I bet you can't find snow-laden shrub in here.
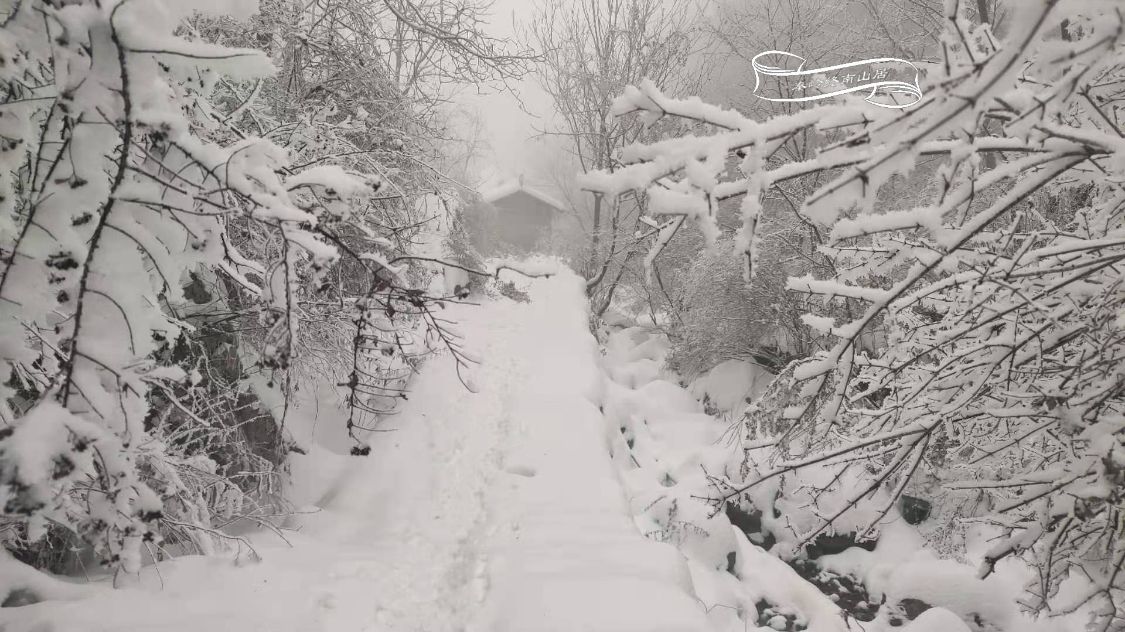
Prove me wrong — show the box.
[0,0,460,573]
[441,196,487,295]
[668,238,816,377]
[581,0,1125,626]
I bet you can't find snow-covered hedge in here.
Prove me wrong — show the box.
[0,0,468,574]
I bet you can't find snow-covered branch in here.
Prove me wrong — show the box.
[580,0,1125,624]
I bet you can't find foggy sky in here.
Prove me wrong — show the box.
[456,0,554,188]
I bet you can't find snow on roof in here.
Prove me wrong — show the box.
[480,179,567,212]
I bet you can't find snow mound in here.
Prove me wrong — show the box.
[819,521,1020,629]
[0,549,95,607]
[689,359,774,413]
[902,607,972,632]
[632,379,703,416]
[732,531,846,632]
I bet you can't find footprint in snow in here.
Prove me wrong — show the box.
[504,463,536,477]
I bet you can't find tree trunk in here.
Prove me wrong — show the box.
[977,0,998,170]
[586,193,603,284]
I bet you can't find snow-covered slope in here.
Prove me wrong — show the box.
[599,325,848,632]
[595,323,1085,632]
[1,269,708,632]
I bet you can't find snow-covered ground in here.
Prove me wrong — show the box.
[1,266,1089,632]
[2,269,708,632]
[596,323,1089,632]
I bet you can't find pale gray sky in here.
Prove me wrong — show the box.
[455,0,556,188]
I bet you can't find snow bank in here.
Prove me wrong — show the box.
[597,325,848,631]
[594,322,1044,632]
[0,550,95,606]
[902,607,972,632]
[819,521,1021,629]
[732,531,846,632]
[688,359,775,413]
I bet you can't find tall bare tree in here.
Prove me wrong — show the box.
[525,0,704,309]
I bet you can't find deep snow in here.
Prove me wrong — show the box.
[1,267,1087,632]
[595,322,1089,632]
[1,269,708,632]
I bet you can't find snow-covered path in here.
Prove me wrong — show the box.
[469,275,708,632]
[3,270,707,632]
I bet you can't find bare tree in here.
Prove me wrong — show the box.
[525,0,705,311]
